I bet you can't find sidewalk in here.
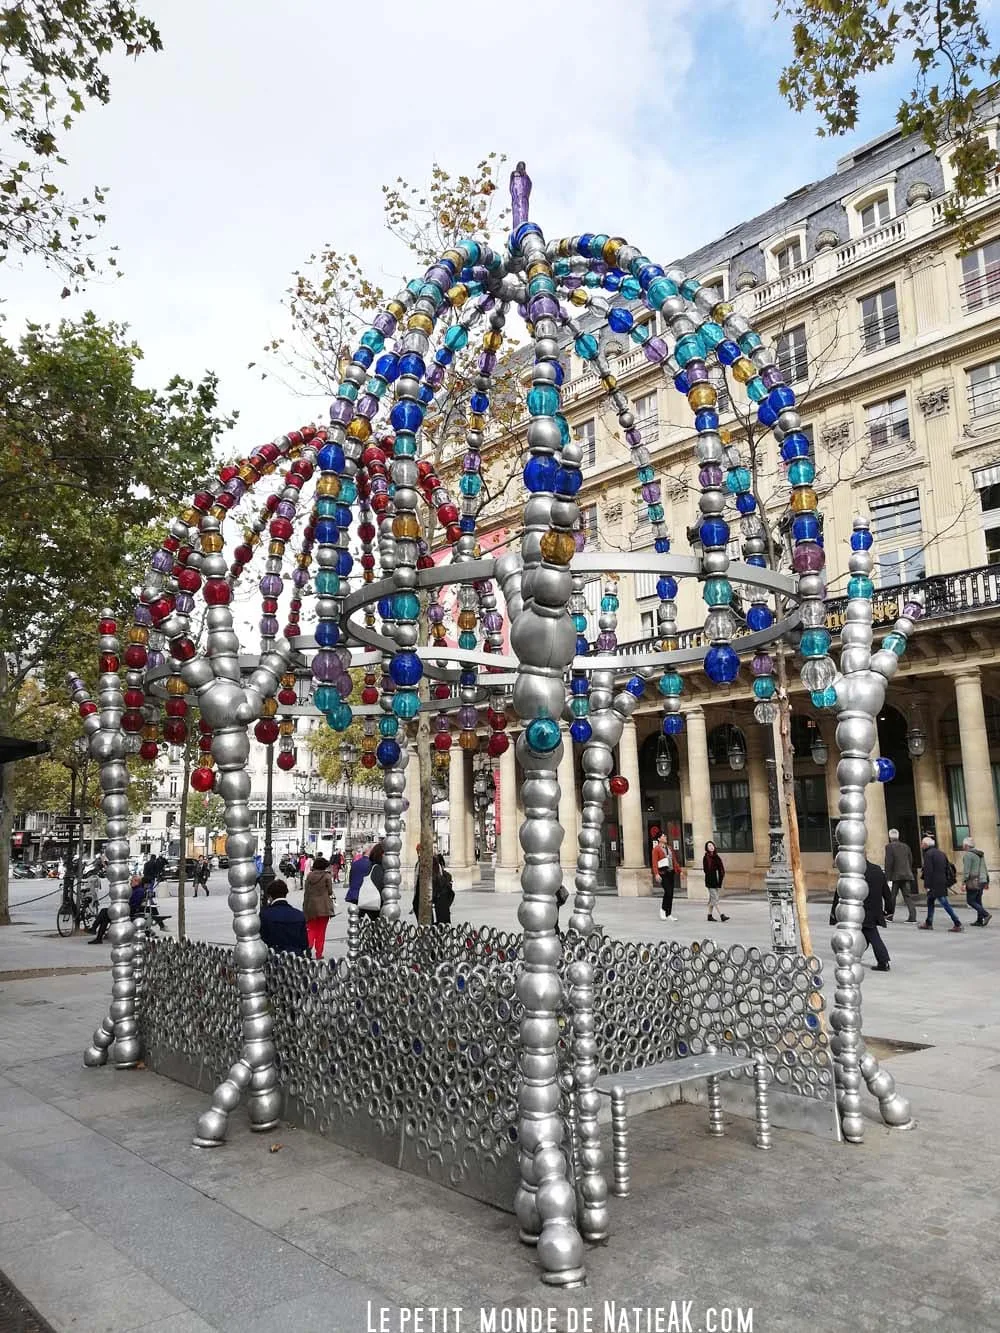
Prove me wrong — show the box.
[1,881,998,1331]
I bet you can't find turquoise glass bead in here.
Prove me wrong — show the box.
[570,697,590,717]
[646,276,679,308]
[572,614,588,632]
[527,384,560,416]
[703,577,733,605]
[725,467,752,494]
[316,496,339,517]
[738,331,763,354]
[800,628,832,657]
[601,595,619,612]
[630,324,650,345]
[811,686,838,709]
[847,575,874,599]
[459,474,482,496]
[882,632,907,657]
[392,689,421,720]
[393,592,420,621]
[556,413,571,445]
[420,282,443,304]
[444,325,469,351]
[658,672,683,696]
[458,631,477,650]
[752,677,776,699]
[584,271,600,288]
[406,278,422,295]
[674,334,701,367]
[313,686,340,711]
[360,329,384,352]
[636,466,655,483]
[680,278,701,300]
[379,716,399,737]
[338,478,357,503]
[574,333,599,360]
[528,274,555,297]
[393,433,417,457]
[698,321,725,350]
[746,378,768,403]
[337,381,358,401]
[526,716,561,753]
[787,459,815,487]
[647,503,664,522]
[553,259,571,277]
[314,570,340,596]
[621,277,641,299]
[365,377,388,398]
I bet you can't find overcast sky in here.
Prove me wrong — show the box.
[1,0,936,453]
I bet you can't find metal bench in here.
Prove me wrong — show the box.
[595,1051,772,1198]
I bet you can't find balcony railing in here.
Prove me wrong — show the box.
[836,217,907,271]
[609,563,1000,662]
[960,268,1000,314]
[968,379,1000,419]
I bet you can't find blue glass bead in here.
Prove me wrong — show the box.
[704,644,740,683]
[654,537,671,554]
[717,340,741,366]
[458,631,477,650]
[526,384,560,416]
[555,468,582,496]
[460,473,483,496]
[662,714,685,735]
[315,621,340,647]
[376,739,401,768]
[768,386,796,412]
[787,459,815,487]
[753,676,776,699]
[574,333,599,360]
[674,334,701,367]
[699,518,730,548]
[354,346,374,369]
[377,597,394,619]
[673,370,691,395]
[317,443,345,473]
[847,575,874,599]
[638,263,664,286]
[725,467,752,494]
[736,493,757,514]
[747,554,767,567]
[460,670,477,686]
[570,719,593,744]
[390,401,423,433]
[882,632,907,656]
[336,550,354,576]
[434,348,453,367]
[419,383,434,405]
[746,605,774,631]
[792,514,820,543]
[360,329,384,352]
[524,455,559,492]
[603,274,621,291]
[621,277,641,299]
[392,689,421,720]
[576,635,590,655]
[658,672,683,696]
[552,361,565,387]
[811,686,838,709]
[399,353,425,379]
[525,717,561,753]
[572,614,588,632]
[703,577,733,605]
[314,518,338,544]
[656,577,678,600]
[470,392,489,414]
[746,378,768,403]
[389,651,423,686]
[315,570,340,596]
[313,686,340,711]
[570,697,590,718]
[571,676,589,695]
[393,592,420,621]
[694,410,719,435]
[756,401,779,427]
[379,716,399,737]
[577,233,594,256]
[335,503,352,528]
[781,431,811,460]
[626,676,646,697]
[459,516,476,533]
[876,757,896,783]
[800,629,832,658]
[850,529,874,550]
[608,307,634,333]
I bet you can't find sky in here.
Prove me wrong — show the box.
[0,0,932,453]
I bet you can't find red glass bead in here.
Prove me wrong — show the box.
[218,463,239,484]
[433,684,451,700]
[372,493,390,513]
[361,752,377,769]
[258,442,280,463]
[234,543,252,564]
[487,733,510,757]
[124,689,145,709]
[99,653,119,673]
[609,775,629,796]
[199,734,213,753]
[139,741,160,762]
[417,459,433,478]
[278,688,297,706]
[261,597,278,614]
[121,710,143,733]
[190,767,215,793]
[176,567,202,593]
[203,579,231,605]
[276,749,296,771]
[254,718,280,745]
[192,491,213,512]
[361,553,375,570]
[79,700,98,717]
[446,523,462,544]
[285,472,304,490]
[438,503,459,525]
[163,536,180,552]
[358,522,376,542]
[215,491,237,510]
[270,517,293,540]
[285,625,300,640]
[170,636,196,661]
[149,597,173,625]
[163,719,188,744]
[417,555,434,570]
[286,431,303,447]
[230,563,244,577]
[124,645,148,669]
[361,687,379,705]
[165,696,188,717]
[433,732,452,751]
[199,717,213,734]
[98,618,116,635]
[265,494,280,513]
[488,710,507,730]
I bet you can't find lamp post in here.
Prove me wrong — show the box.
[294,770,318,863]
[259,742,276,894]
[340,742,360,857]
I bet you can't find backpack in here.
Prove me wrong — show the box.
[944,859,957,888]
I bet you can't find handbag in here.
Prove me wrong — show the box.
[356,870,381,912]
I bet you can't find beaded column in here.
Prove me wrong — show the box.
[566,959,608,1242]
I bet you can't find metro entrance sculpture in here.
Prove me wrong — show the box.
[69,168,916,1285]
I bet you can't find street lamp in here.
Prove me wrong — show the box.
[655,735,672,779]
[341,742,360,855]
[726,726,746,772]
[907,706,926,759]
[62,735,90,896]
[259,742,276,893]
[294,770,318,859]
[810,731,829,766]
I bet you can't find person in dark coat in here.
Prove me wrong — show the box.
[260,880,308,955]
[883,829,916,921]
[862,860,892,971]
[919,835,964,931]
[703,842,729,923]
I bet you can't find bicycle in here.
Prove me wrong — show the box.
[56,873,101,937]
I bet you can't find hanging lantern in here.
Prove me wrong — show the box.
[727,726,746,772]
[655,735,672,779]
[811,732,829,766]
[907,713,926,758]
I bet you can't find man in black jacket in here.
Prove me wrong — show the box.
[884,829,917,922]
[919,835,964,931]
[862,860,893,971]
[259,880,308,955]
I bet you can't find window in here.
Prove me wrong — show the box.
[870,489,925,587]
[973,465,1000,564]
[947,766,969,849]
[860,286,900,353]
[776,324,809,383]
[961,239,1000,312]
[634,391,659,446]
[578,504,598,547]
[859,194,891,233]
[640,609,656,639]
[775,238,803,274]
[632,485,649,528]
[865,393,910,453]
[168,775,178,799]
[968,359,1000,419]
[710,779,753,852]
[794,775,831,853]
[574,418,596,469]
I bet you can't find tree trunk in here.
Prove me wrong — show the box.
[416,675,434,926]
[176,743,191,939]
[775,648,814,958]
[0,762,13,927]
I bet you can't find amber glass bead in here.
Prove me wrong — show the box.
[201,532,224,554]
[446,284,468,306]
[540,529,576,564]
[268,540,286,557]
[569,288,588,306]
[347,418,371,441]
[687,384,717,410]
[408,313,433,334]
[468,413,485,432]
[260,696,278,718]
[790,488,819,513]
[387,300,406,321]
[393,513,420,539]
[603,237,625,266]
[460,731,479,751]
[279,719,294,737]
[731,357,756,384]
[457,610,477,630]
[317,476,340,498]
[483,330,502,352]
[181,507,200,526]
[166,676,188,696]
[128,626,149,645]
[712,302,733,322]
[601,374,618,392]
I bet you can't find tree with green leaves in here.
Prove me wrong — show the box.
[0,313,235,923]
[779,0,999,243]
[0,0,161,287]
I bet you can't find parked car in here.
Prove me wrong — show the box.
[216,854,229,869]
[162,858,199,880]
[11,862,34,878]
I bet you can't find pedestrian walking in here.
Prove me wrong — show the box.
[259,880,309,955]
[703,841,729,923]
[297,850,311,888]
[193,856,210,897]
[883,830,917,922]
[961,837,993,927]
[652,834,680,923]
[347,844,384,922]
[919,835,964,931]
[302,854,335,958]
[862,860,892,971]
[330,849,343,884]
[432,851,454,925]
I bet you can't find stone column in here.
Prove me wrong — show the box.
[463,754,479,887]
[685,706,711,901]
[745,724,771,878]
[403,756,420,884]
[910,700,952,856]
[954,669,1000,906]
[556,725,579,876]
[447,748,473,892]
[615,719,647,896]
[494,740,520,892]
[867,734,890,860]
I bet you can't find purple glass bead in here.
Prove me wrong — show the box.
[686,361,709,384]
[517,303,528,321]
[275,500,296,520]
[147,650,164,670]
[625,428,642,448]
[792,543,826,574]
[699,466,723,488]
[151,550,173,574]
[575,531,587,553]
[752,653,773,676]
[372,311,396,336]
[464,452,482,471]
[225,477,248,500]
[371,477,388,495]
[597,632,618,652]
[434,714,450,732]
[643,336,668,363]
[312,651,340,683]
[292,568,309,589]
[259,615,279,638]
[425,364,445,389]
[903,600,924,621]
[426,265,450,290]
[563,276,582,290]
[259,572,283,597]
[760,365,783,390]
[356,393,380,419]
[329,400,354,425]
[427,603,445,623]
[529,296,559,321]
[175,592,195,614]
[478,351,497,375]
[458,705,479,729]
[134,605,153,626]
[641,482,661,504]
[591,261,608,275]
[483,611,503,632]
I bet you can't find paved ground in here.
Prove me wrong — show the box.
[1,873,998,1332]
